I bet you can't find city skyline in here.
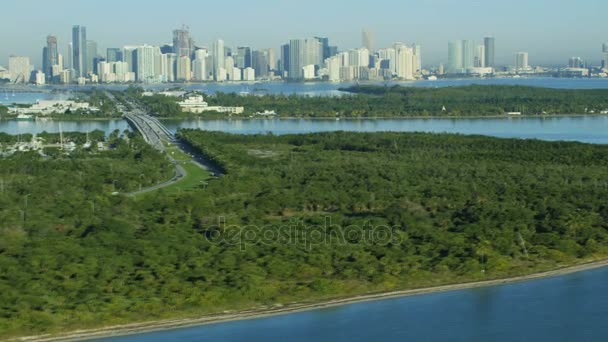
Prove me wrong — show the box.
[1,0,607,68]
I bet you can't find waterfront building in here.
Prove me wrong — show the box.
[177,95,244,114]
[177,55,191,82]
[253,50,269,78]
[236,46,252,69]
[43,35,58,80]
[484,36,495,68]
[475,44,485,68]
[72,25,87,77]
[35,71,45,85]
[280,44,290,77]
[165,53,177,82]
[8,56,31,83]
[192,50,208,81]
[86,40,98,75]
[213,39,225,81]
[243,67,255,81]
[569,57,584,68]
[448,40,463,73]
[303,64,315,80]
[516,52,529,71]
[136,45,158,82]
[462,40,475,70]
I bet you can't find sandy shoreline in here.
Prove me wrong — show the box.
[13,258,608,342]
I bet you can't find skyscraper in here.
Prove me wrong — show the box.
[236,46,252,69]
[252,50,269,78]
[484,36,495,68]
[72,25,87,77]
[280,44,290,76]
[462,40,475,69]
[86,40,98,75]
[173,27,194,58]
[516,52,529,71]
[67,43,73,70]
[474,44,485,67]
[107,48,123,63]
[603,43,608,53]
[212,39,225,80]
[9,56,32,83]
[288,39,304,80]
[314,37,330,60]
[43,35,58,80]
[136,45,158,82]
[362,29,375,52]
[448,40,463,73]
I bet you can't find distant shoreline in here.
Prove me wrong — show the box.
[15,258,608,342]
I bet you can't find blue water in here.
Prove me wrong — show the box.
[2,77,608,101]
[101,266,608,342]
[2,116,608,145]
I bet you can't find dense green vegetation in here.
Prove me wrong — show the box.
[2,130,608,338]
[124,85,608,118]
[340,85,608,116]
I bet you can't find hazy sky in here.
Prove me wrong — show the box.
[1,0,607,68]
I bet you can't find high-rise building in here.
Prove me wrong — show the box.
[603,43,608,53]
[173,27,194,58]
[474,44,485,68]
[448,40,463,73]
[72,25,87,77]
[213,39,225,80]
[516,52,529,71]
[602,53,608,70]
[252,50,269,78]
[67,43,73,70]
[43,35,58,80]
[266,48,276,71]
[484,36,495,68]
[192,49,208,81]
[177,55,191,81]
[462,40,475,70]
[236,46,252,69]
[165,53,177,82]
[8,56,31,83]
[123,46,138,74]
[107,48,123,63]
[288,39,304,80]
[280,44,290,76]
[412,44,422,72]
[569,57,584,68]
[315,37,330,60]
[362,29,375,52]
[136,45,157,82]
[86,40,98,75]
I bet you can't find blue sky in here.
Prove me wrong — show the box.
[1,0,606,68]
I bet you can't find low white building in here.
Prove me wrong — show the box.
[12,100,96,115]
[178,95,244,114]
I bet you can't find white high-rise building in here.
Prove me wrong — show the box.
[231,67,242,81]
[326,56,340,82]
[155,53,168,82]
[8,56,31,83]
[177,56,191,82]
[165,53,177,82]
[349,48,370,67]
[516,52,529,71]
[395,45,414,80]
[192,50,208,81]
[35,70,45,85]
[448,41,463,73]
[302,64,316,80]
[213,39,225,81]
[243,67,255,81]
[136,45,157,82]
